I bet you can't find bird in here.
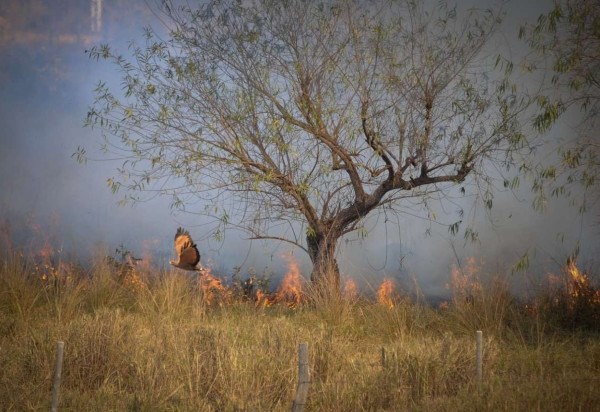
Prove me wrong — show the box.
[169,227,201,271]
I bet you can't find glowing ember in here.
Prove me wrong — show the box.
[343,279,359,301]
[274,254,304,307]
[377,278,397,308]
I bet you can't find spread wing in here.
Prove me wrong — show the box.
[174,227,200,267]
[180,244,200,266]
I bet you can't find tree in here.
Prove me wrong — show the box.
[82,0,526,296]
[519,0,599,218]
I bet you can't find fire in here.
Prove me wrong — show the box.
[138,237,160,273]
[255,289,271,308]
[526,259,600,325]
[38,241,54,261]
[567,260,589,298]
[35,241,58,282]
[199,266,231,305]
[119,252,146,292]
[121,267,145,291]
[565,259,600,307]
[274,254,304,307]
[28,219,54,264]
[25,217,76,286]
[377,278,398,308]
[343,279,359,301]
[447,257,482,303]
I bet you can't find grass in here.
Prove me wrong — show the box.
[0,253,599,411]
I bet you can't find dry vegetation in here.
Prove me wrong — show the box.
[1,252,599,411]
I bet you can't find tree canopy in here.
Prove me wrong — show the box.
[520,0,599,217]
[82,0,528,292]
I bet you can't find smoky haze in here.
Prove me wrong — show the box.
[0,0,597,298]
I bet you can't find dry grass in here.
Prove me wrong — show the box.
[0,253,599,411]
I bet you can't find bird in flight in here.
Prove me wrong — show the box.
[169,227,201,271]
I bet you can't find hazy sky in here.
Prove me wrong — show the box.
[0,0,597,296]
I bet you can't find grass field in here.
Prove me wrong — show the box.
[1,252,599,411]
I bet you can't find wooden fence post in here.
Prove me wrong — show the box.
[51,341,65,412]
[292,342,310,412]
[476,330,483,385]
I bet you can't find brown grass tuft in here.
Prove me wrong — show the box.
[0,253,599,410]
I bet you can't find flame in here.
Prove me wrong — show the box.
[122,270,145,291]
[566,260,588,298]
[274,254,304,307]
[28,219,54,263]
[138,237,160,273]
[199,266,231,305]
[26,217,70,284]
[565,260,600,307]
[38,241,54,261]
[447,257,482,303]
[377,278,397,308]
[255,289,271,308]
[107,252,145,292]
[343,279,359,301]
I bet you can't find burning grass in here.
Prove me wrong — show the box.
[524,258,600,331]
[377,278,400,308]
[0,251,599,411]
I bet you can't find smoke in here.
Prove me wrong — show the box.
[338,185,598,299]
[0,0,597,297]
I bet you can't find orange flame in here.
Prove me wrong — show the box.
[137,237,160,273]
[38,241,54,261]
[28,219,54,263]
[26,217,68,284]
[567,260,587,298]
[199,266,231,305]
[377,278,397,308]
[565,260,600,306]
[122,268,145,291]
[343,279,359,301]
[274,254,304,307]
[255,289,271,308]
[447,257,482,303]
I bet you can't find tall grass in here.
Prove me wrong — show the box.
[0,253,599,411]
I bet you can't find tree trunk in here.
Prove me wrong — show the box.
[307,229,341,299]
